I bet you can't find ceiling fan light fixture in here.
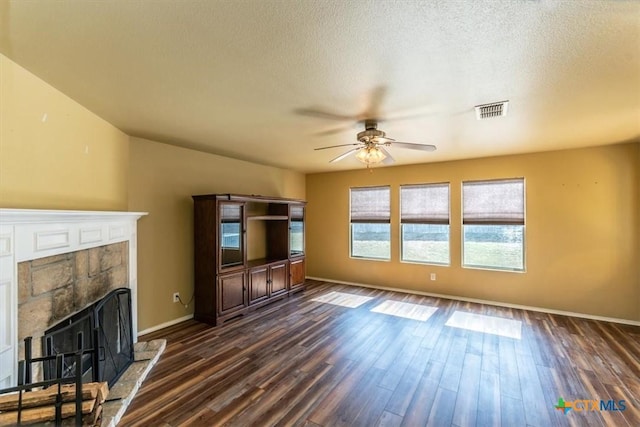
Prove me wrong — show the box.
[355,147,386,165]
[314,119,436,168]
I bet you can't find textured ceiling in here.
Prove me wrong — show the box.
[1,0,639,173]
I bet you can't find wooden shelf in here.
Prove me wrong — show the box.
[247,215,288,221]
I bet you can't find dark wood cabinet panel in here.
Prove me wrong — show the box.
[193,199,218,325]
[218,271,246,316]
[193,194,306,326]
[290,258,305,293]
[270,262,288,296]
[249,261,287,305]
[249,266,269,304]
[266,220,289,260]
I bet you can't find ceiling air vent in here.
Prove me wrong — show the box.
[475,100,509,120]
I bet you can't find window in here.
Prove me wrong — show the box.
[462,178,525,271]
[400,183,450,264]
[350,186,390,260]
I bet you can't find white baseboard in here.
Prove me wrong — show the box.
[136,278,639,335]
[306,276,640,327]
[138,314,194,337]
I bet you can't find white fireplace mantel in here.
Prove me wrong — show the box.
[0,208,147,388]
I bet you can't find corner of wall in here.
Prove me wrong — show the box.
[0,55,129,210]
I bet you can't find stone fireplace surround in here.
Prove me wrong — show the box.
[0,209,146,389]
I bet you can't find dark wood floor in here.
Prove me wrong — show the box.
[120,280,640,427]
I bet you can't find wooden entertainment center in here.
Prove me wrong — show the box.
[192,194,306,325]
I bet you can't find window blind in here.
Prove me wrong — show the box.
[220,204,241,222]
[350,186,390,223]
[400,183,449,224]
[291,206,304,220]
[462,178,524,225]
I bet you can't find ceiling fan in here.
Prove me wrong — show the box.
[295,86,438,137]
[314,119,436,167]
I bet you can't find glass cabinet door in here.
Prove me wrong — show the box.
[290,205,304,257]
[220,202,244,267]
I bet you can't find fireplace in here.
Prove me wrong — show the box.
[0,209,146,389]
[39,288,134,388]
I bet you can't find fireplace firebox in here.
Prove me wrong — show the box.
[33,288,134,388]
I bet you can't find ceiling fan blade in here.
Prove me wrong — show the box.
[294,108,358,121]
[330,148,359,163]
[375,136,395,143]
[378,147,395,165]
[392,141,437,152]
[314,143,361,151]
[382,111,439,123]
[363,85,388,119]
[315,125,357,137]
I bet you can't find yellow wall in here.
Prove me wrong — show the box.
[0,55,129,210]
[3,53,637,325]
[129,137,305,331]
[637,143,640,321]
[306,143,640,321]
[0,54,307,331]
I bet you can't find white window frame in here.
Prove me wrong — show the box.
[400,183,450,266]
[349,186,391,261]
[462,178,526,272]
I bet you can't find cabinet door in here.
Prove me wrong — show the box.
[290,258,305,292]
[289,205,305,257]
[218,271,246,316]
[270,262,288,296]
[249,266,269,304]
[219,202,245,269]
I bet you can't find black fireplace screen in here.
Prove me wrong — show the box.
[42,288,133,388]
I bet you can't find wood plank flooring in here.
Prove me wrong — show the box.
[120,280,640,426]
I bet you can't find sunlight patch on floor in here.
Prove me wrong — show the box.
[370,300,438,321]
[445,310,522,339]
[311,291,374,308]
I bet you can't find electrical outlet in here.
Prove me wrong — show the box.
[430,273,436,281]
[173,292,180,303]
